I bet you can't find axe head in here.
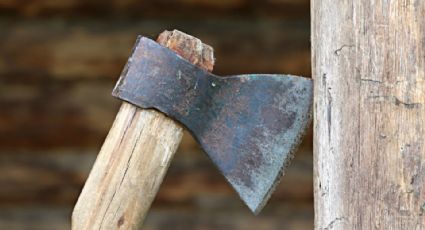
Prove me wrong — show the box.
[113,37,313,214]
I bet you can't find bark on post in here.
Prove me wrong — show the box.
[312,1,425,229]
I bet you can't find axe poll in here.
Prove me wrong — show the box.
[72,30,313,229]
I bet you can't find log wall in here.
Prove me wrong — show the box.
[0,1,312,229]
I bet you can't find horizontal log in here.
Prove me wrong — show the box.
[0,207,71,230]
[0,203,313,230]
[0,19,310,81]
[145,203,313,230]
[0,81,119,148]
[0,0,309,19]
[0,147,312,206]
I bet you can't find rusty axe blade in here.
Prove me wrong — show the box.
[112,36,313,214]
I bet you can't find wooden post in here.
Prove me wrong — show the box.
[312,1,425,229]
[72,30,214,229]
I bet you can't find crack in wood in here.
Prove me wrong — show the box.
[98,110,145,229]
[322,217,347,230]
[367,95,422,109]
[334,45,354,56]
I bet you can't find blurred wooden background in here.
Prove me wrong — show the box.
[0,0,312,229]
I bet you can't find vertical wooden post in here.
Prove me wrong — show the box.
[312,1,425,229]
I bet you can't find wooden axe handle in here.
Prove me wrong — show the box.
[72,30,214,230]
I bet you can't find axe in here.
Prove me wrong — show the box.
[72,30,312,229]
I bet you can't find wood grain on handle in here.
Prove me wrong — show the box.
[72,30,214,230]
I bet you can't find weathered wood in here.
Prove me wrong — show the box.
[72,103,184,229]
[0,0,309,19]
[312,1,425,229]
[0,81,119,149]
[0,19,310,81]
[72,30,214,229]
[1,203,314,230]
[0,147,312,206]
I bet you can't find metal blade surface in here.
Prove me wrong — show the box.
[113,37,313,213]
